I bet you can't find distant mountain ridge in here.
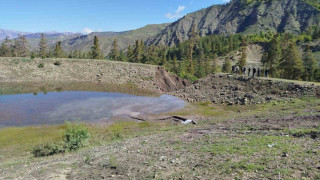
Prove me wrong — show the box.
[0,29,79,41]
[59,24,169,54]
[0,29,30,40]
[147,0,320,46]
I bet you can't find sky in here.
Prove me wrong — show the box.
[0,0,230,34]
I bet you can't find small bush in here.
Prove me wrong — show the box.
[38,63,44,68]
[64,122,90,151]
[53,61,61,66]
[32,122,90,157]
[32,143,65,157]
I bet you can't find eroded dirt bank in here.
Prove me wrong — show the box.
[171,74,320,105]
[0,58,187,92]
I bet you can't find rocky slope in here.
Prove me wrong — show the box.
[147,0,320,46]
[171,74,320,105]
[0,57,186,92]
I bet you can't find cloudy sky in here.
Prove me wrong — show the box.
[0,0,230,33]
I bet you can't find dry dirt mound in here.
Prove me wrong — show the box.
[171,74,320,105]
[0,58,188,92]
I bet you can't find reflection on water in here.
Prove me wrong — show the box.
[0,91,186,127]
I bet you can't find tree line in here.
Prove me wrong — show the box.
[1,25,320,82]
[0,34,103,59]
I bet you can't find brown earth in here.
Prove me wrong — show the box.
[0,58,187,93]
[171,74,320,105]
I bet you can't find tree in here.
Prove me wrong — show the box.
[54,41,64,58]
[91,36,103,59]
[109,39,120,60]
[187,23,198,61]
[127,45,133,62]
[222,57,232,73]
[195,50,205,78]
[303,47,318,81]
[279,39,303,80]
[133,40,143,63]
[0,37,12,57]
[172,55,179,73]
[14,35,30,57]
[262,34,282,77]
[237,37,247,71]
[38,33,47,59]
[212,53,219,73]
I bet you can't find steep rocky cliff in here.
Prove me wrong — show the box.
[147,0,320,46]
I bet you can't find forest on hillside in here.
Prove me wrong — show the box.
[1,25,320,82]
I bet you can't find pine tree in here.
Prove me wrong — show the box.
[172,55,179,73]
[212,53,219,73]
[91,36,103,59]
[279,40,303,80]
[187,58,195,75]
[38,33,47,59]
[127,45,133,62]
[54,41,64,58]
[228,35,234,52]
[262,34,282,77]
[133,40,142,63]
[68,51,73,58]
[14,35,30,57]
[222,57,232,73]
[0,37,12,57]
[195,50,205,78]
[187,23,198,61]
[303,47,318,81]
[109,39,120,60]
[237,38,247,71]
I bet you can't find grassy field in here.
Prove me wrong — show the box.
[0,96,319,179]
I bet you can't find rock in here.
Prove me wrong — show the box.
[159,156,166,161]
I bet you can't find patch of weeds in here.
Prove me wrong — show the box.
[202,135,299,156]
[53,61,61,66]
[84,154,93,165]
[111,133,123,141]
[32,142,65,157]
[38,63,44,68]
[289,128,320,139]
[109,156,118,169]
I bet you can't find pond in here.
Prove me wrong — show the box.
[0,82,186,127]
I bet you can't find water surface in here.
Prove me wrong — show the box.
[0,83,186,127]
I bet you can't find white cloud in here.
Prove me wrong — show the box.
[82,27,94,34]
[165,5,186,20]
[222,0,231,3]
[176,6,186,13]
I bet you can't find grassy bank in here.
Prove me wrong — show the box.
[0,97,320,179]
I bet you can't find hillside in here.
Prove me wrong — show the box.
[59,23,169,55]
[147,0,320,46]
[25,32,82,50]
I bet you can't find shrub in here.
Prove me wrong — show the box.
[32,142,65,157]
[64,122,90,151]
[32,122,90,157]
[53,61,61,66]
[38,63,44,68]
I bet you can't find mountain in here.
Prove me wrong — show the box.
[59,23,169,54]
[0,29,81,50]
[25,32,82,49]
[147,0,320,46]
[0,29,30,40]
